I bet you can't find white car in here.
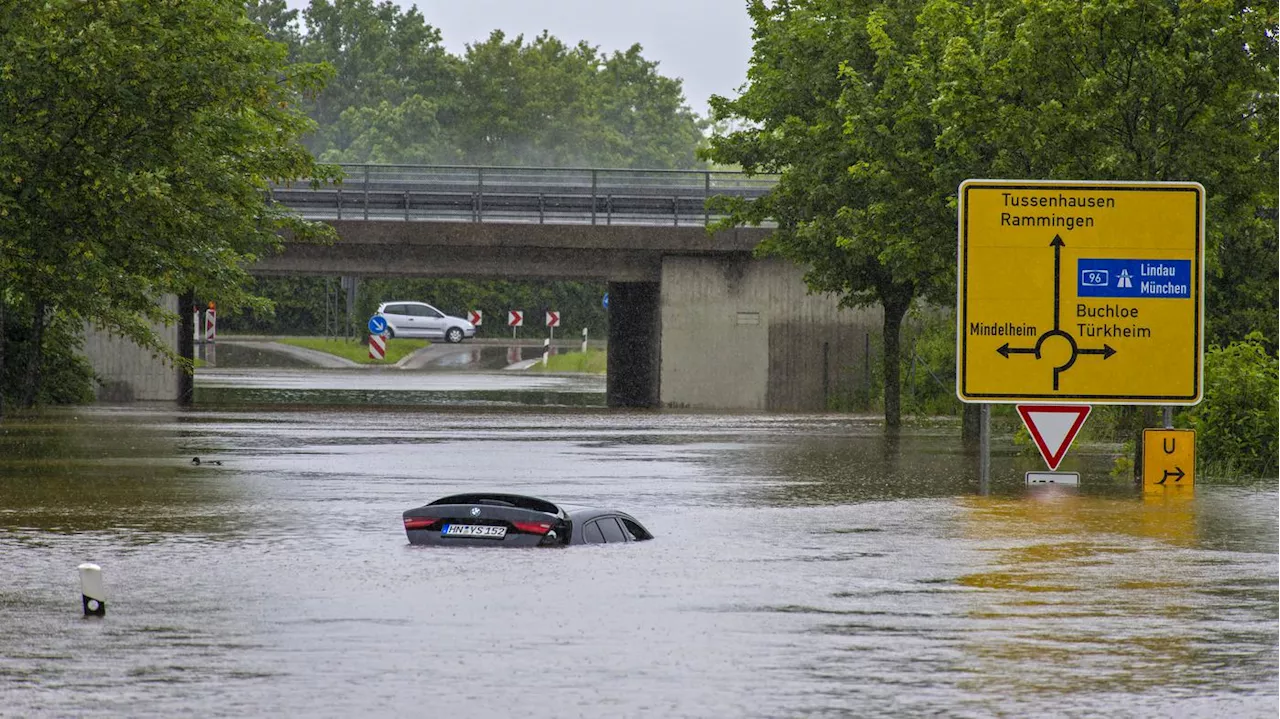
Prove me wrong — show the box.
[375,301,476,343]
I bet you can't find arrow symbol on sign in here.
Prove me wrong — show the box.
[1158,466,1186,484]
[997,342,1038,359]
[1078,344,1117,359]
[1051,234,1065,331]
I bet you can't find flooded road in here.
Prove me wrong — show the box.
[1,368,1276,717]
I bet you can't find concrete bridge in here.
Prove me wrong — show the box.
[87,165,882,410]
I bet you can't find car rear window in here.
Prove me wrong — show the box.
[619,518,648,541]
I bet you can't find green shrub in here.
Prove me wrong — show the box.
[1180,332,1278,477]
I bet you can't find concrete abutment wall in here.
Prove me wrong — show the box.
[659,256,881,411]
[82,294,184,402]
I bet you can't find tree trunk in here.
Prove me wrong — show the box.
[881,296,910,428]
[20,301,46,408]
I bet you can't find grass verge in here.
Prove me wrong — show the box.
[528,349,607,373]
[279,336,428,365]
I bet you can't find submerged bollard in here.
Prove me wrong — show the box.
[542,337,550,367]
[78,563,106,617]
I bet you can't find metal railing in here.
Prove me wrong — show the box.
[270,164,777,227]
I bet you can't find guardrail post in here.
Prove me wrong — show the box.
[363,165,370,220]
[477,167,484,222]
[607,194,612,225]
[404,191,410,221]
[336,188,342,220]
[673,195,679,226]
[591,170,598,225]
[539,193,545,224]
[704,171,710,226]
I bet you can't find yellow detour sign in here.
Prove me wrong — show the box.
[1143,428,1196,490]
[957,180,1204,404]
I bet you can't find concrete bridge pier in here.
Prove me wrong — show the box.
[606,281,661,407]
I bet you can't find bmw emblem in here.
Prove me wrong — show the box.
[469,507,481,517]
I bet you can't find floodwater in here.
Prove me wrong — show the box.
[0,364,1276,718]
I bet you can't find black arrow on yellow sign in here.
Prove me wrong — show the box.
[1158,467,1186,484]
[995,234,1120,390]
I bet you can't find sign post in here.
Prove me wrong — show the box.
[546,310,560,342]
[957,179,1205,485]
[367,315,388,361]
[508,310,523,340]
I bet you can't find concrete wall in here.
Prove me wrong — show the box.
[660,256,881,411]
[82,294,182,402]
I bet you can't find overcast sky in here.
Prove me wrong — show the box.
[289,0,755,119]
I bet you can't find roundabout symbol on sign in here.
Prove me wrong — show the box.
[995,235,1116,391]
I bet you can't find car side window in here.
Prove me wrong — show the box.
[425,306,444,318]
[383,304,404,316]
[619,518,647,541]
[583,521,605,544]
[598,517,627,543]
[408,304,432,317]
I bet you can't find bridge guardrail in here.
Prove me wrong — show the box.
[271,164,778,227]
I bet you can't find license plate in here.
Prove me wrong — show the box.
[441,524,507,539]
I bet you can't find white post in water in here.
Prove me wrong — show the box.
[542,337,550,367]
[78,563,106,617]
[581,326,588,354]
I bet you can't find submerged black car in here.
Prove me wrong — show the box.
[402,493,653,547]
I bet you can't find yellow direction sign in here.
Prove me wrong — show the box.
[957,180,1204,404]
[1142,428,1195,490]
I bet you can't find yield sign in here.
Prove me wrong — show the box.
[546,311,560,327]
[507,310,523,327]
[1017,404,1091,470]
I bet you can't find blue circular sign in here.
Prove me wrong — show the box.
[367,315,387,334]
[602,292,609,310]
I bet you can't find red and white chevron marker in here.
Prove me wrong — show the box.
[545,310,560,328]
[507,310,523,327]
[368,333,387,360]
[204,303,217,342]
[468,309,482,326]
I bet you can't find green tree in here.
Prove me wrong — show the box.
[931,0,1278,352]
[454,31,613,167]
[0,0,336,417]
[294,0,459,159]
[703,0,955,427]
[454,31,707,168]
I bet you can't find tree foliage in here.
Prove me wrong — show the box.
[261,1,705,168]
[0,0,336,415]
[1182,333,1279,477]
[705,0,1277,427]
